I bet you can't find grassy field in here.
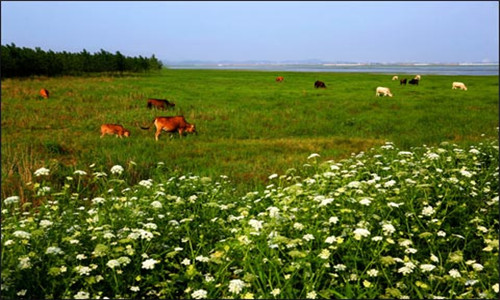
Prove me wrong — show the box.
[1,69,499,299]
[1,69,498,199]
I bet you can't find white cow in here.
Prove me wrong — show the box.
[392,75,399,81]
[375,87,393,97]
[452,82,467,90]
[414,75,421,80]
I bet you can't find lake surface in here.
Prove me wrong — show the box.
[167,63,499,76]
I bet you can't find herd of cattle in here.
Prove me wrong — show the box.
[38,74,468,140]
[375,75,468,98]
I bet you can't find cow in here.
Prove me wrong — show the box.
[140,116,196,141]
[375,87,393,97]
[100,124,130,138]
[452,82,467,90]
[40,88,49,99]
[147,98,175,110]
[400,78,407,85]
[314,80,326,88]
[392,76,399,81]
[414,75,421,80]
[276,76,284,82]
[408,78,419,85]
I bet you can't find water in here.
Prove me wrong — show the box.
[167,63,499,76]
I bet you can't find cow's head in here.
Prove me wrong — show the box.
[186,124,196,134]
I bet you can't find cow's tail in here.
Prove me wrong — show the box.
[147,101,152,109]
[139,118,155,130]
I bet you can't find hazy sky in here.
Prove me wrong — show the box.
[2,1,498,63]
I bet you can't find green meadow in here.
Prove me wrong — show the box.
[1,69,498,199]
[1,69,499,299]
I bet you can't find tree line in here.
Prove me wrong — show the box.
[1,43,163,78]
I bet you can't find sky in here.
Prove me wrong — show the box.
[1,1,499,64]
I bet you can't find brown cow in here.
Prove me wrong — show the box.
[276,76,284,82]
[140,116,196,141]
[100,124,131,138]
[40,88,50,99]
[147,98,175,110]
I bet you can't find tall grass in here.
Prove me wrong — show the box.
[1,138,498,299]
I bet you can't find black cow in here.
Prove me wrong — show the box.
[400,78,407,85]
[314,80,326,88]
[408,78,419,85]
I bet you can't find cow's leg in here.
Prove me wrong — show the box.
[155,128,162,141]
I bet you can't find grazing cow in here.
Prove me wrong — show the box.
[392,76,399,81]
[400,78,407,85]
[147,98,175,110]
[408,78,419,85]
[100,124,130,138]
[314,80,327,88]
[39,88,49,99]
[276,76,284,82]
[375,87,393,97]
[452,82,468,90]
[414,75,421,80]
[140,116,196,141]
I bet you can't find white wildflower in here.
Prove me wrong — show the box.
[181,258,191,265]
[228,279,246,295]
[271,288,281,297]
[34,167,50,177]
[110,165,124,175]
[130,286,140,292]
[421,205,435,216]
[303,234,315,241]
[13,230,31,239]
[448,269,461,278]
[318,249,331,260]
[367,269,379,277]
[40,219,53,228]
[74,291,90,299]
[267,206,280,218]
[325,236,337,244]
[353,228,371,240]
[359,198,372,206]
[196,255,210,263]
[319,197,334,207]
[382,223,396,235]
[307,153,320,160]
[92,197,106,205]
[192,289,208,299]
[425,152,440,160]
[249,219,263,231]
[293,222,304,231]
[46,246,64,255]
[139,179,153,188]
[141,258,158,270]
[151,201,162,209]
[420,264,436,272]
[73,170,87,176]
[268,174,278,180]
[384,180,396,187]
[3,196,19,205]
[329,216,339,224]
[306,291,317,299]
[18,256,32,269]
[106,259,121,269]
[472,263,484,271]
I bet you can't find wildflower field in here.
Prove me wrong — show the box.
[2,138,498,299]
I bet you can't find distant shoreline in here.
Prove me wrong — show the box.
[165,63,499,76]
